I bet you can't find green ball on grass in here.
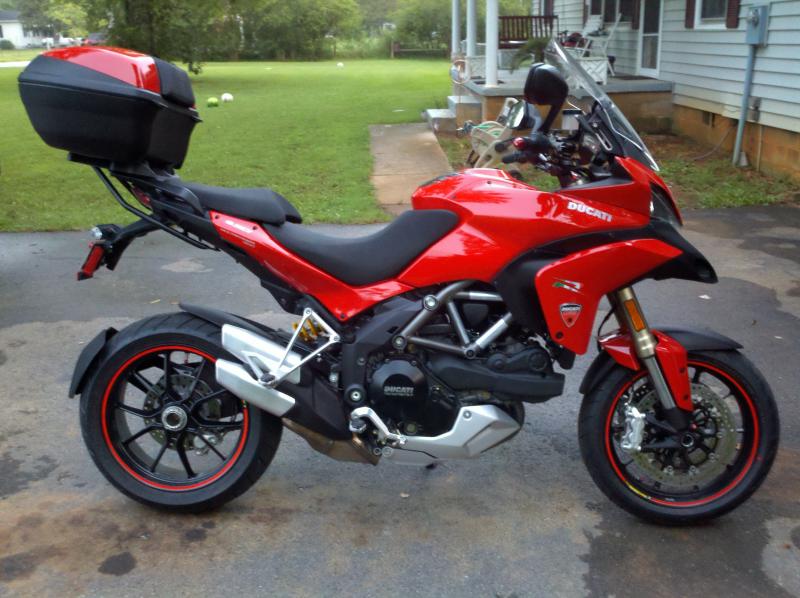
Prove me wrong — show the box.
[207,97,219,107]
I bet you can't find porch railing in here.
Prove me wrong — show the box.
[499,15,559,48]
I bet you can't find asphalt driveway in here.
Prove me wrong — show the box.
[1,207,799,596]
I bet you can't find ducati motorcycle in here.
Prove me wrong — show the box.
[18,41,779,523]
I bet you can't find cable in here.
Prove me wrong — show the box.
[691,123,735,161]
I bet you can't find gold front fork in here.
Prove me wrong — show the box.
[613,287,677,411]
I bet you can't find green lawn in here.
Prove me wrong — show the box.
[0,59,449,231]
[0,48,42,62]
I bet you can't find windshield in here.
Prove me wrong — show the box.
[543,40,659,171]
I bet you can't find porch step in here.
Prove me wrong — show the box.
[447,94,482,125]
[423,108,457,134]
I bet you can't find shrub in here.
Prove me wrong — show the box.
[0,40,15,50]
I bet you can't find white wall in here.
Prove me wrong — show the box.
[0,21,26,47]
[660,0,800,133]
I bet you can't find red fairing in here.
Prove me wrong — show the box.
[534,240,682,354]
[599,330,693,411]
[210,212,411,321]
[43,46,161,95]
[403,169,649,287]
[212,169,651,320]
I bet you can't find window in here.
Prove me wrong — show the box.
[700,0,727,19]
[594,0,633,23]
[0,25,4,38]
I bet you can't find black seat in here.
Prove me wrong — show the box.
[265,210,459,286]
[183,181,303,225]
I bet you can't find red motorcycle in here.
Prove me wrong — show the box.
[19,42,778,523]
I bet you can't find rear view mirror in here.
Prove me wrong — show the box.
[507,101,542,131]
[524,63,569,133]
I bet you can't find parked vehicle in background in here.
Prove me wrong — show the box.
[83,32,107,46]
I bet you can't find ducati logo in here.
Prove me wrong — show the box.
[560,303,582,327]
[553,278,582,293]
[567,200,613,222]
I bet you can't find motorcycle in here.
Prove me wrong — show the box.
[458,97,535,180]
[18,41,779,523]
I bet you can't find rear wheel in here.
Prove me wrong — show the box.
[81,313,282,512]
[579,350,779,524]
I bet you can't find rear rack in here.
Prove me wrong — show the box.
[91,164,215,251]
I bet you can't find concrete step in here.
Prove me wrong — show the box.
[447,95,482,126]
[423,108,457,134]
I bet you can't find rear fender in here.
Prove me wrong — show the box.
[580,327,742,398]
[68,327,117,397]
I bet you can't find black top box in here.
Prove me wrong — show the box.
[19,47,200,169]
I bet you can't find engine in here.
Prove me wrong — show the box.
[367,357,457,436]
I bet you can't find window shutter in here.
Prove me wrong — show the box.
[583,0,588,25]
[726,0,741,28]
[685,0,696,28]
[632,0,640,29]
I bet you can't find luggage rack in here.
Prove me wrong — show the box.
[74,154,217,251]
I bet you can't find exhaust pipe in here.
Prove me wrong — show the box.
[215,359,295,416]
[215,324,303,417]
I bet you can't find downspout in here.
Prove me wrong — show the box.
[731,44,756,166]
[732,5,769,166]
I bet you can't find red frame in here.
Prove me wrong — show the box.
[211,159,691,410]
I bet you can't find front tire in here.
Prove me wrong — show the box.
[80,313,283,512]
[579,350,779,524]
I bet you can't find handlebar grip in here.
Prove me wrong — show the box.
[502,152,526,164]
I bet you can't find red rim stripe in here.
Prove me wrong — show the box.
[101,345,249,492]
[604,361,759,508]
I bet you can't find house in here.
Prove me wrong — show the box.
[435,0,800,181]
[0,10,45,48]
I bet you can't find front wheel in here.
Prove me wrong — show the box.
[579,350,779,524]
[80,313,283,512]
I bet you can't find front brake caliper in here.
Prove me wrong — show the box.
[620,405,646,453]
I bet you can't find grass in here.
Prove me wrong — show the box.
[0,59,449,231]
[436,131,799,209]
[0,48,42,62]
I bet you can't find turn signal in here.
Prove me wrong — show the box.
[623,299,646,332]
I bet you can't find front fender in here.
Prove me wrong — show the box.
[579,326,742,397]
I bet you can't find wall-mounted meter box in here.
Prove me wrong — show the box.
[746,5,770,46]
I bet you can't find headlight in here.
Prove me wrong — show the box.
[650,188,681,228]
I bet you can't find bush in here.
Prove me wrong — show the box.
[0,40,15,50]
[334,33,393,59]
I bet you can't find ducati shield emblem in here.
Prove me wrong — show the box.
[559,303,582,327]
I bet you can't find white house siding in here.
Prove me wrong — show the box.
[605,24,639,74]
[0,21,26,47]
[660,0,800,133]
[552,0,587,32]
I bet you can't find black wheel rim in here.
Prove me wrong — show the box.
[605,360,758,507]
[102,345,249,491]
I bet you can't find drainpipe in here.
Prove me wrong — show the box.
[452,0,461,59]
[466,0,477,58]
[731,44,756,166]
[486,0,499,87]
[732,5,769,166]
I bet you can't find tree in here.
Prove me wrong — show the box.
[85,0,229,72]
[357,0,396,33]
[242,0,361,60]
[392,0,450,49]
[18,0,88,37]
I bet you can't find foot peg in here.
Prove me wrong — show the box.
[349,407,407,446]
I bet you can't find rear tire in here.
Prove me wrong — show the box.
[80,312,282,512]
[579,350,779,525]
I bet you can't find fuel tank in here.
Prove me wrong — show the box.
[398,169,650,287]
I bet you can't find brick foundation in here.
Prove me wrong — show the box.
[672,104,800,182]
